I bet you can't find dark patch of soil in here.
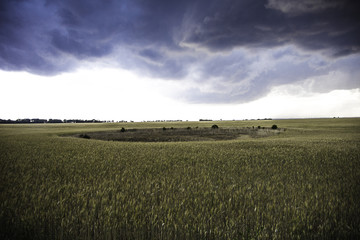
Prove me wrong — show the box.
[71,127,283,142]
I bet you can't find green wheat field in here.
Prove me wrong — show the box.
[1,118,359,239]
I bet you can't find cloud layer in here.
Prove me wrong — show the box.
[1,0,359,102]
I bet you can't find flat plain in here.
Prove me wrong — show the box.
[1,118,359,239]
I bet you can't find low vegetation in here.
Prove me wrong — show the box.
[1,118,359,239]
[71,126,283,142]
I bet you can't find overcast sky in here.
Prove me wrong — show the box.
[1,0,359,121]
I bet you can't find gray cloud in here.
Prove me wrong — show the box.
[0,0,359,102]
[181,0,360,56]
[175,46,360,103]
[265,0,343,16]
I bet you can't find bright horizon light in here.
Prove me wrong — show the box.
[1,68,359,122]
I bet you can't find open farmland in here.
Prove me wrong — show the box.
[1,118,360,239]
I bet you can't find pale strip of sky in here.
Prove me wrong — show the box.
[1,69,359,121]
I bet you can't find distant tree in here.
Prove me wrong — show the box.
[211,124,219,129]
[272,125,278,129]
[120,127,126,132]
[48,119,63,123]
[258,126,261,129]
[187,127,192,130]
[163,127,166,131]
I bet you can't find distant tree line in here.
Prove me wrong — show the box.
[0,118,112,124]
[143,120,183,123]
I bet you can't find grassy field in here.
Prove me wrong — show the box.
[1,118,359,239]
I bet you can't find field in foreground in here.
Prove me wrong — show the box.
[1,118,360,239]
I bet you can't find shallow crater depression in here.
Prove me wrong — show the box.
[71,126,284,142]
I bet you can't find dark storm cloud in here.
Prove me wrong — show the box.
[0,0,72,74]
[0,0,359,101]
[0,0,191,75]
[182,0,360,56]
